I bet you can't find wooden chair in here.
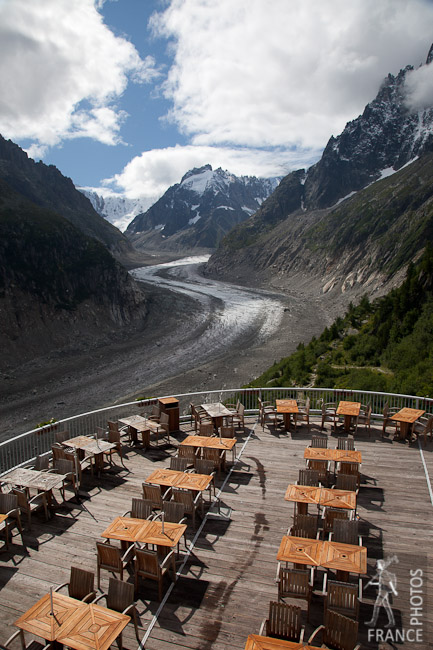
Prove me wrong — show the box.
[337,438,355,450]
[331,519,362,546]
[338,463,360,489]
[297,469,319,486]
[381,403,400,437]
[355,404,371,436]
[322,507,350,539]
[12,488,49,530]
[231,402,245,431]
[203,447,226,478]
[219,425,236,463]
[142,484,170,510]
[156,412,170,445]
[54,566,96,602]
[261,404,282,430]
[258,398,276,426]
[134,547,175,600]
[108,419,130,444]
[321,402,338,432]
[194,458,216,501]
[311,435,328,448]
[307,459,330,487]
[412,414,433,445]
[63,448,93,485]
[178,445,197,467]
[171,487,202,528]
[154,501,188,554]
[96,540,134,588]
[334,473,359,494]
[324,580,359,620]
[122,497,153,520]
[259,601,305,642]
[54,430,70,443]
[199,422,214,437]
[169,456,188,472]
[0,630,52,650]
[276,567,313,621]
[288,513,319,539]
[52,458,79,501]
[308,610,360,650]
[93,578,139,648]
[297,397,310,430]
[0,493,24,549]
[104,429,126,468]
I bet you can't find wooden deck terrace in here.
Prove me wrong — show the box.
[1,414,432,650]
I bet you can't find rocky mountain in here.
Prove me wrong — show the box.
[205,45,433,297]
[0,135,136,261]
[0,177,148,371]
[78,188,150,232]
[125,165,280,252]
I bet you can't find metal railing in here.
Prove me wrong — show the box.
[1,386,432,475]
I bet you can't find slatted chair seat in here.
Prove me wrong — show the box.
[96,540,134,588]
[259,601,305,642]
[308,610,360,650]
[276,567,313,621]
[297,469,320,487]
[54,566,96,602]
[93,577,140,647]
[288,513,319,539]
[134,547,175,600]
[324,580,359,620]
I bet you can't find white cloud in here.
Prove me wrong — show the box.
[102,144,317,200]
[404,61,433,111]
[0,0,157,149]
[151,0,433,150]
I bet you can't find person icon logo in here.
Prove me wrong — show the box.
[365,554,398,628]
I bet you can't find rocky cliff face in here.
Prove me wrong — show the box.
[125,165,279,252]
[0,135,135,261]
[0,179,147,371]
[205,46,433,297]
[78,188,150,232]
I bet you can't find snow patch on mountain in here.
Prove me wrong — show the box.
[78,187,152,232]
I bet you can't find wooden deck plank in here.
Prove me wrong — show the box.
[1,414,432,649]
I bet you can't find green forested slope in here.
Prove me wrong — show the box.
[247,246,433,397]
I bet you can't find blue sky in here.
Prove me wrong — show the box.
[1,0,433,212]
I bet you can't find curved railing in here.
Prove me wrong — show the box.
[1,386,432,475]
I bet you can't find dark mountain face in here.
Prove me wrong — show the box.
[0,135,134,259]
[206,46,433,295]
[125,164,279,251]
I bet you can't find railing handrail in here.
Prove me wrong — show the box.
[1,386,432,475]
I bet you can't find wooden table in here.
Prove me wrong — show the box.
[180,435,237,453]
[15,591,129,650]
[200,402,233,428]
[64,436,116,470]
[145,468,213,493]
[118,415,163,446]
[276,399,299,430]
[284,484,356,514]
[336,401,361,432]
[245,634,321,649]
[390,407,425,440]
[304,448,362,464]
[101,516,186,549]
[276,535,367,576]
[1,468,67,507]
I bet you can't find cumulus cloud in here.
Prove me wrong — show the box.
[151,0,433,150]
[102,144,317,200]
[404,60,433,111]
[0,0,157,150]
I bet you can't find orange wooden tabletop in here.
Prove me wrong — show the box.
[390,407,425,423]
[245,635,321,650]
[319,488,357,510]
[321,540,367,574]
[276,535,323,566]
[15,593,86,641]
[276,399,299,413]
[145,468,213,491]
[336,401,361,416]
[284,484,320,504]
[181,435,236,450]
[101,516,186,548]
[303,448,362,463]
[56,602,130,650]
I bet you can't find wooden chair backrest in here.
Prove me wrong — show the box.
[96,542,122,570]
[311,436,328,448]
[142,484,162,508]
[11,488,28,510]
[107,577,134,612]
[195,459,215,476]
[291,513,318,539]
[323,508,349,534]
[322,610,359,650]
[178,446,196,460]
[279,568,310,597]
[135,548,160,578]
[298,469,319,486]
[131,498,153,520]
[160,412,169,424]
[326,580,359,619]
[335,473,358,492]
[170,457,188,472]
[108,429,121,444]
[220,426,235,438]
[338,463,359,478]
[199,422,214,437]
[55,430,70,443]
[265,601,302,641]
[203,448,221,464]
[0,493,18,514]
[107,420,119,433]
[151,405,160,419]
[69,567,95,600]
[34,455,50,470]
[163,500,185,523]
[54,458,75,477]
[171,488,193,511]
[52,445,67,461]
[238,403,245,415]
[337,438,355,450]
[332,519,359,545]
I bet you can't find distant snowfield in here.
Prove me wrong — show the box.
[132,255,285,363]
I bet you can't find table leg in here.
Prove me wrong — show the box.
[343,415,352,433]
[399,421,410,440]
